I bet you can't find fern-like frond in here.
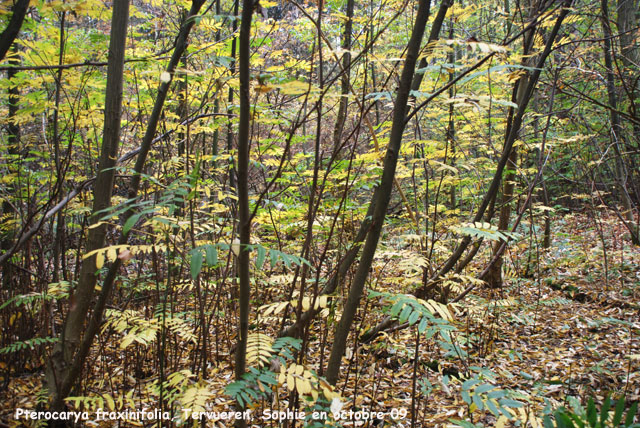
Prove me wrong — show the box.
[246,333,274,367]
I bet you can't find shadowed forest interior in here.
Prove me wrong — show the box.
[0,0,639,426]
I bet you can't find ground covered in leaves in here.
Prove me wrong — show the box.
[2,212,639,428]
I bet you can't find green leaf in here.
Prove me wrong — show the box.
[600,395,611,427]
[256,245,266,269]
[486,399,501,418]
[520,371,534,380]
[568,413,585,428]
[399,305,412,323]
[587,398,597,427]
[205,245,218,266]
[499,398,524,408]
[390,300,404,317]
[475,384,495,394]
[555,411,576,428]
[544,415,555,428]
[408,310,420,325]
[625,402,637,427]
[448,419,478,428]
[418,316,428,333]
[612,396,625,426]
[191,249,203,280]
[462,378,481,390]
[472,392,484,410]
[487,390,506,400]
[123,213,142,234]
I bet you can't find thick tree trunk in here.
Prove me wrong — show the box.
[325,0,432,385]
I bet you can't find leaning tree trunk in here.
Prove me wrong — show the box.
[435,1,573,285]
[617,0,640,144]
[0,0,30,62]
[325,0,432,385]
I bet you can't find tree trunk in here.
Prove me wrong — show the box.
[325,0,432,385]
[0,0,30,62]
[47,0,206,410]
[435,1,573,284]
[46,0,130,410]
[1,48,21,289]
[234,0,253,424]
[601,0,639,244]
[617,0,640,144]
[331,0,354,147]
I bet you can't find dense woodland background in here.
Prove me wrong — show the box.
[0,0,639,426]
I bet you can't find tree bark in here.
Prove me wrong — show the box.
[432,1,573,284]
[1,47,21,289]
[47,0,207,410]
[234,0,253,424]
[325,0,432,385]
[0,0,30,62]
[332,0,354,147]
[46,0,130,410]
[601,0,639,244]
[486,4,537,287]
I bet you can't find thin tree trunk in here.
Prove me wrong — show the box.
[46,0,130,410]
[1,47,21,289]
[409,0,453,93]
[432,1,572,283]
[617,0,640,143]
[47,0,206,410]
[325,0,432,385]
[227,0,239,192]
[332,0,354,147]
[233,0,253,423]
[601,0,639,244]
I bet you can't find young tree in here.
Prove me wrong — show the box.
[46,0,130,410]
[325,0,433,385]
[234,0,253,424]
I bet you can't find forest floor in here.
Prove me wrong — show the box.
[2,211,639,428]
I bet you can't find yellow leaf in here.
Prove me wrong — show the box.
[105,394,115,411]
[95,252,104,269]
[496,415,509,428]
[287,373,295,391]
[296,378,312,395]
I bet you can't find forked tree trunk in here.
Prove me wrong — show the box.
[437,1,572,285]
